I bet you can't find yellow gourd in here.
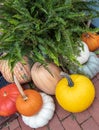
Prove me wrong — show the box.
[55,72,95,113]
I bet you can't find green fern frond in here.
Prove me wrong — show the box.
[0,0,99,71]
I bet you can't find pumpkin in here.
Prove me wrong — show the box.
[22,92,55,129]
[14,76,43,116]
[0,83,20,116]
[78,52,99,78]
[31,62,62,95]
[16,89,43,116]
[55,72,95,113]
[81,32,99,51]
[76,41,90,64]
[0,57,31,84]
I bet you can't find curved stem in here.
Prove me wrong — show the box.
[14,75,28,100]
[60,71,74,87]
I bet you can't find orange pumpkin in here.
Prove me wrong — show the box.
[16,89,43,116]
[0,57,31,84]
[0,84,20,116]
[31,62,62,95]
[81,32,99,51]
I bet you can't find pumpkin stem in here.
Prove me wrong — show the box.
[3,91,7,97]
[14,75,28,100]
[84,33,95,39]
[60,71,74,87]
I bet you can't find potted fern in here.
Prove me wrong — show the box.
[0,0,99,73]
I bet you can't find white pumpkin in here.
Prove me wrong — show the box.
[78,52,99,78]
[22,93,55,128]
[76,41,90,64]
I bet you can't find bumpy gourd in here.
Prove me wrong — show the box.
[78,52,99,78]
[55,72,95,113]
[22,93,55,128]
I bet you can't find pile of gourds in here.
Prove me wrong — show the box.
[80,32,99,78]
[0,32,99,128]
[0,77,55,128]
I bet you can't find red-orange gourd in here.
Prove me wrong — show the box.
[0,57,31,84]
[0,84,20,116]
[31,62,62,95]
[16,89,43,116]
[81,32,99,51]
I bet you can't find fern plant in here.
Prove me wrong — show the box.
[0,0,99,71]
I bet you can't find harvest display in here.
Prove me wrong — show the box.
[0,0,99,129]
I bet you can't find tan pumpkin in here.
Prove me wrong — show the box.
[31,62,62,95]
[0,57,31,84]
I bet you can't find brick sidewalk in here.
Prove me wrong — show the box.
[1,74,99,130]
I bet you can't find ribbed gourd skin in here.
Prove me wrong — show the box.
[0,57,31,84]
[31,62,62,95]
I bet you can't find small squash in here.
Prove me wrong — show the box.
[81,32,99,51]
[14,76,43,116]
[55,72,95,113]
[22,92,55,129]
[31,62,62,95]
[0,83,20,116]
[78,52,99,78]
[16,89,43,116]
[76,41,89,64]
[0,57,31,84]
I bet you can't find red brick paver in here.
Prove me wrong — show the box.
[1,73,99,130]
[81,117,99,130]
